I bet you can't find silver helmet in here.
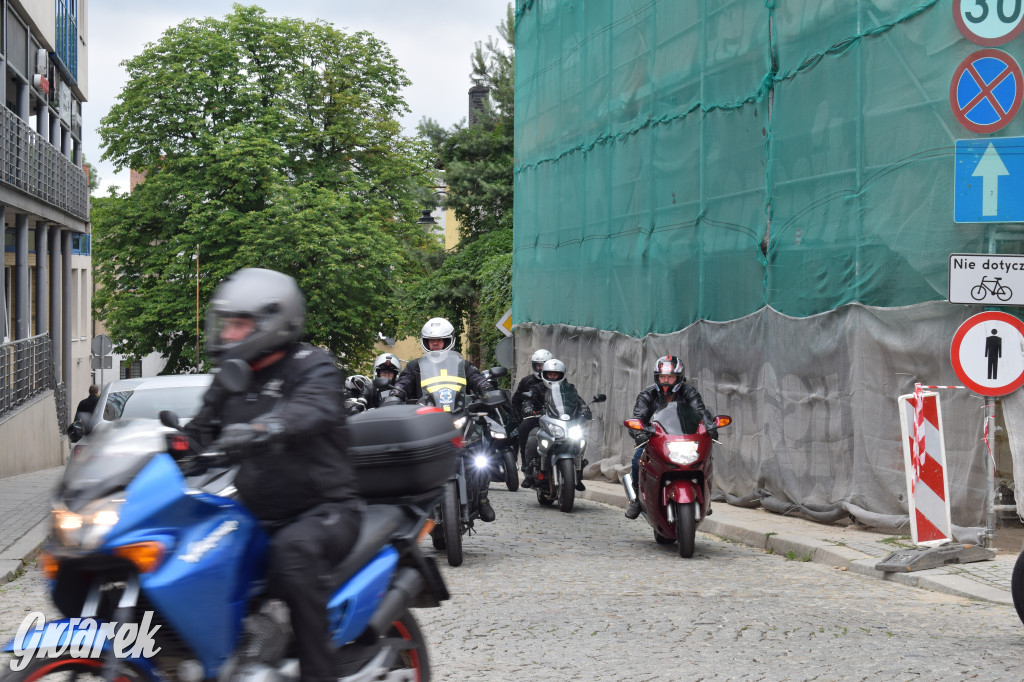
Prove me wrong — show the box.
[205,268,306,364]
[420,317,455,353]
[530,349,553,379]
[541,358,566,390]
[373,353,402,380]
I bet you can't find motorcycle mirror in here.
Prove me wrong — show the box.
[66,421,84,443]
[715,415,732,428]
[372,376,392,390]
[487,366,508,378]
[159,410,182,430]
[482,390,506,407]
[592,394,607,403]
[217,358,252,394]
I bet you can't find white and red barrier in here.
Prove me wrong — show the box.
[897,387,952,547]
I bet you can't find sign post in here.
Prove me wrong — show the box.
[90,334,113,388]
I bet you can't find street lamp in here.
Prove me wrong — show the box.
[417,209,437,227]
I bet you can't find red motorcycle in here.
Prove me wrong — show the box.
[622,403,730,558]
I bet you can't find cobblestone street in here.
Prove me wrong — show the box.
[1,487,1022,681]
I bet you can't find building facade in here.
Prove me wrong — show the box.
[0,0,89,477]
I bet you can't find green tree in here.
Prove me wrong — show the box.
[94,4,437,372]
[407,4,514,367]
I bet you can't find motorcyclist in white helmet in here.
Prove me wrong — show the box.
[389,317,497,521]
[521,357,592,490]
[512,349,552,487]
[366,352,402,408]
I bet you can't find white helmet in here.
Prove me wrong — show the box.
[373,353,402,380]
[541,358,566,390]
[530,349,553,379]
[420,317,455,353]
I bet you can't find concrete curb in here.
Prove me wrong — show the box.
[578,486,1015,606]
[0,518,51,585]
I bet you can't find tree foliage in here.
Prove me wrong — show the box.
[404,4,515,366]
[94,4,436,372]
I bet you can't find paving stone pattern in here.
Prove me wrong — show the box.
[0,485,1020,681]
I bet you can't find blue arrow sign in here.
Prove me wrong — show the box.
[954,137,1024,223]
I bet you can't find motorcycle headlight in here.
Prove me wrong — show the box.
[666,441,700,466]
[453,416,467,430]
[567,425,584,440]
[489,429,507,439]
[548,424,565,438]
[473,455,489,469]
[54,497,126,549]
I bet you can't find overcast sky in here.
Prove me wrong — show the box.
[85,0,511,194]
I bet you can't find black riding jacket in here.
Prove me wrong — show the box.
[390,353,493,403]
[185,343,359,521]
[511,374,545,420]
[632,382,715,438]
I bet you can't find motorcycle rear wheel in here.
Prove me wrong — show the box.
[1012,549,1024,626]
[441,480,463,567]
[557,459,576,513]
[381,609,431,682]
[0,654,148,682]
[674,501,696,558]
[503,450,519,491]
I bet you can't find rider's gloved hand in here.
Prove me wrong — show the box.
[707,428,719,441]
[213,418,284,459]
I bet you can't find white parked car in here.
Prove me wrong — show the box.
[71,374,213,442]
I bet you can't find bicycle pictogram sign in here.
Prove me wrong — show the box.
[949,48,1024,133]
[971,275,1014,301]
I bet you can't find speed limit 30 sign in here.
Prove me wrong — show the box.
[954,0,1024,46]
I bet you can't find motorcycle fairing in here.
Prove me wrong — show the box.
[663,479,700,506]
[544,384,583,419]
[419,351,467,412]
[328,546,398,645]
[66,453,267,677]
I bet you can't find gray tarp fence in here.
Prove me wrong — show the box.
[514,302,1021,540]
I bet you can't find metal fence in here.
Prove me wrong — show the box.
[0,107,88,221]
[0,335,66,431]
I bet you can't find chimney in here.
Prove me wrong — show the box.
[468,84,490,126]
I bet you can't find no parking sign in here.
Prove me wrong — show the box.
[949,49,1023,133]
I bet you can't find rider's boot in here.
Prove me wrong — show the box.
[478,490,496,522]
[575,471,586,492]
[625,482,642,519]
[521,456,535,488]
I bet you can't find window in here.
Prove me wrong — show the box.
[54,0,77,82]
[120,360,142,380]
[71,233,90,255]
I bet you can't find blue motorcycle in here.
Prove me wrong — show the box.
[3,403,458,682]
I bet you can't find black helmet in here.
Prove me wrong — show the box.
[205,268,306,365]
[653,355,684,395]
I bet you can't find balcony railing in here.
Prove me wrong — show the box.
[0,107,88,222]
[0,334,67,432]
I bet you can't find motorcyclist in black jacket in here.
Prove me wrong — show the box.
[512,348,552,485]
[521,358,592,491]
[184,268,361,682]
[625,355,717,520]
[388,317,497,521]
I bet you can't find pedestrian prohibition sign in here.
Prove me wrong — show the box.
[950,310,1024,396]
[949,49,1023,133]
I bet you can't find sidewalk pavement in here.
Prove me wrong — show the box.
[0,467,1019,607]
[579,479,1019,607]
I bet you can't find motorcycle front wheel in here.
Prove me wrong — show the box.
[1012,549,1024,626]
[557,459,576,513]
[674,501,696,558]
[503,450,519,491]
[441,480,463,567]
[0,654,149,682]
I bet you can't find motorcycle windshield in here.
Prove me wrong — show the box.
[59,420,167,511]
[650,403,703,435]
[545,383,583,419]
[419,350,468,412]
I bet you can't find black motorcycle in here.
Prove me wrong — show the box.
[477,366,519,492]
[1013,543,1024,626]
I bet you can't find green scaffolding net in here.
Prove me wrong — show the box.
[512,0,1024,531]
[513,0,1024,334]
